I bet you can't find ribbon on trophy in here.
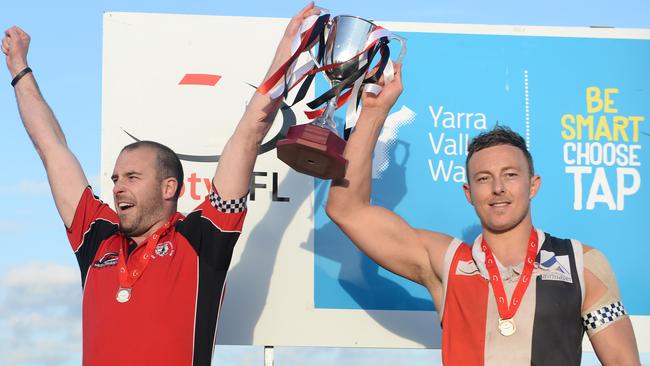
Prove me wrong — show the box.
[258,13,398,139]
[264,12,406,180]
[257,12,330,99]
[303,26,394,138]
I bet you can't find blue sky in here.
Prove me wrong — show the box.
[1,1,648,365]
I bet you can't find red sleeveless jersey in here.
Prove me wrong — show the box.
[441,230,585,365]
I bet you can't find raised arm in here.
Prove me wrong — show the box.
[213,3,320,200]
[325,65,452,297]
[2,27,88,227]
[582,246,640,366]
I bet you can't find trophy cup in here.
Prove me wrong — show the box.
[276,15,406,179]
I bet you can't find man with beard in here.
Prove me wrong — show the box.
[326,65,640,365]
[2,4,319,365]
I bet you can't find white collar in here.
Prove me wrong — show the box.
[471,228,546,280]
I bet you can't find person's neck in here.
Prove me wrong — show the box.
[482,220,534,267]
[131,208,177,246]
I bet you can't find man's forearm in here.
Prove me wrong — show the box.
[212,90,278,200]
[212,4,323,199]
[328,108,388,216]
[328,61,403,215]
[14,74,68,156]
[343,110,386,198]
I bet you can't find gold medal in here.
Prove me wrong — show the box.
[116,288,132,303]
[498,318,516,336]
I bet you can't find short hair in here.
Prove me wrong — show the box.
[465,125,534,177]
[121,140,184,199]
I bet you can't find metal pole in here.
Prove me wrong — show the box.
[264,345,274,366]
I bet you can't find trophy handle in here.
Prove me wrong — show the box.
[390,34,407,64]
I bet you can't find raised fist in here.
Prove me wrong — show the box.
[2,26,31,77]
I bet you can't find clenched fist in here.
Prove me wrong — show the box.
[2,26,30,78]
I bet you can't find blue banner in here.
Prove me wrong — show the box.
[314,31,650,314]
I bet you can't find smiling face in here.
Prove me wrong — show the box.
[111,147,171,238]
[463,144,541,234]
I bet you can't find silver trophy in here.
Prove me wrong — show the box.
[276,15,406,179]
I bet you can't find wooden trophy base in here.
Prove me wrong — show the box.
[276,124,347,179]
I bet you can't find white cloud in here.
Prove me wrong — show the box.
[211,346,442,366]
[2,337,80,366]
[272,347,442,366]
[0,262,82,366]
[4,262,78,288]
[2,263,80,310]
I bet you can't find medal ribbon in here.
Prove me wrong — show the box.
[117,213,181,291]
[481,228,538,320]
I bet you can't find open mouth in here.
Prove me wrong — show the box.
[117,202,135,213]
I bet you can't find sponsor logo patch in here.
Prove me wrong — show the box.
[94,251,119,268]
[536,250,573,283]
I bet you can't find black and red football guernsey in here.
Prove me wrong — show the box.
[440,229,585,366]
[66,186,246,366]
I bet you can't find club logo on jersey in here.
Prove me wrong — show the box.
[154,241,173,257]
[93,251,119,268]
[535,250,573,283]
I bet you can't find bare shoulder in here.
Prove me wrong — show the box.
[581,241,625,314]
[581,243,614,270]
[582,243,595,253]
[581,243,613,280]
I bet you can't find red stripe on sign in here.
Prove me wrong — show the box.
[179,74,222,86]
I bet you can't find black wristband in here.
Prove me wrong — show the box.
[11,66,32,87]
